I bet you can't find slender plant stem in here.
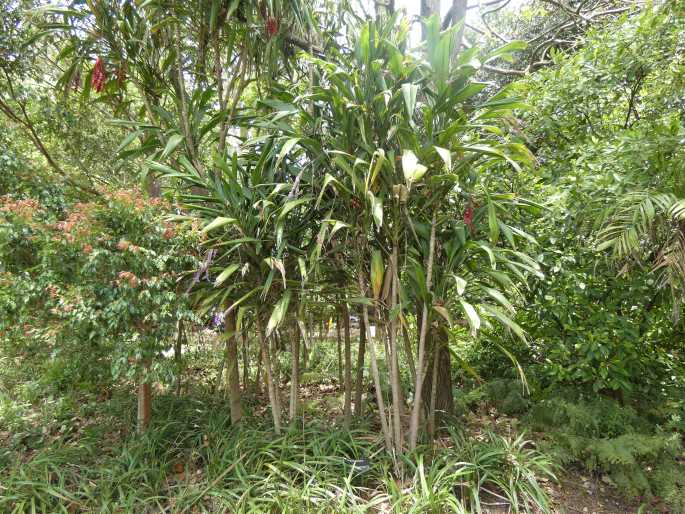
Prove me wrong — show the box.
[408,209,438,450]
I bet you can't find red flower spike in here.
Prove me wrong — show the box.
[464,206,474,231]
[91,57,107,93]
[266,17,278,38]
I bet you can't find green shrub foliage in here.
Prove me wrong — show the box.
[0,189,198,391]
[529,396,684,506]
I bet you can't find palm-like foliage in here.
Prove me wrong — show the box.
[159,134,322,431]
[168,148,308,317]
[408,194,542,338]
[598,191,685,316]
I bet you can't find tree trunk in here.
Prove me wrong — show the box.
[175,320,184,396]
[354,312,367,417]
[225,312,242,424]
[362,303,392,452]
[424,325,453,437]
[358,265,393,453]
[401,324,417,386]
[387,245,404,454]
[241,330,249,391]
[421,0,440,39]
[256,313,281,433]
[336,312,343,385]
[302,315,311,370]
[136,177,160,433]
[427,335,440,440]
[255,342,263,395]
[289,321,300,422]
[447,0,468,61]
[301,336,309,371]
[271,331,283,418]
[137,366,151,434]
[272,331,280,390]
[215,334,227,397]
[342,304,353,427]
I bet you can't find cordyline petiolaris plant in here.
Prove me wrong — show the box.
[151,13,541,460]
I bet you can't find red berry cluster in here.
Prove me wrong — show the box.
[266,17,278,38]
[91,57,107,93]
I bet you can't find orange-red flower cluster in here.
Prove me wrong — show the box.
[50,303,74,315]
[149,197,166,207]
[47,285,59,299]
[116,239,141,253]
[162,223,176,240]
[0,197,40,221]
[117,271,139,289]
[53,203,96,243]
[109,189,148,211]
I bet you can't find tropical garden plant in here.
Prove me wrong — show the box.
[2,0,685,512]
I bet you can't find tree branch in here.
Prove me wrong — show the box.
[0,70,99,196]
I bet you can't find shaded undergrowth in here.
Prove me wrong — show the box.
[1,391,556,513]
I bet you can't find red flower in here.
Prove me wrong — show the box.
[91,57,107,93]
[464,206,474,231]
[265,17,278,38]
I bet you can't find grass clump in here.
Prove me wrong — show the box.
[1,390,559,514]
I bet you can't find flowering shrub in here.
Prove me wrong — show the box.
[0,197,40,221]
[0,188,199,391]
